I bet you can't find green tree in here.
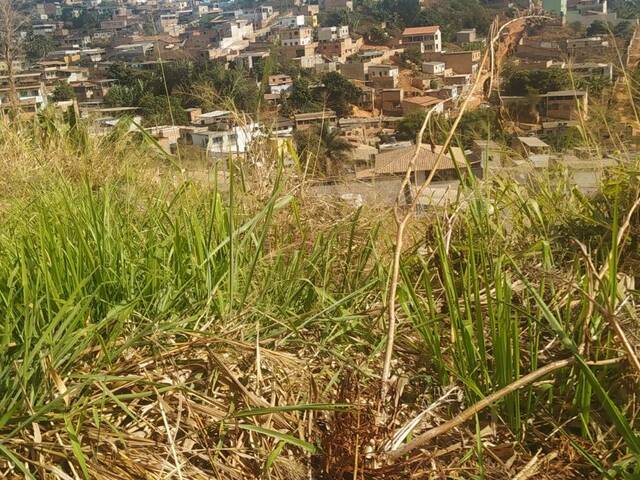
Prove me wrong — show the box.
[400,46,423,68]
[24,32,53,62]
[286,77,320,113]
[152,60,195,95]
[541,126,583,151]
[51,81,75,101]
[105,83,145,107]
[396,108,506,148]
[294,125,355,176]
[613,20,633,40]
[139,94,188,126]
[193,62,259,112]
[502,68,571,96]
[320,72,362,118]
[396,110,429,141]
[586,20,609,36]
[367,25,389,44]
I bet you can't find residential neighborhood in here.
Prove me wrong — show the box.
[1,0,639,204]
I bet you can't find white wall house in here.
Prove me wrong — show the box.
[402,26,442,52]
[422,61,446,74]
[190,123,261,155]
[277,15,306,29]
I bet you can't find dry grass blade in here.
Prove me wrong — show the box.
[387,357,623,460]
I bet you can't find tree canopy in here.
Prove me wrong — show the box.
[502,68,571,96]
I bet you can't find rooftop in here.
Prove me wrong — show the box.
[374,144,470,174]
[199,110,231,118]
[402,26,440,36]
[517,136,550,148]
[540,90,587,97]
[402,95,443,107]
[294,110,337,121]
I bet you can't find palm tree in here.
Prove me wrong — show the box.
[294,125,355,177]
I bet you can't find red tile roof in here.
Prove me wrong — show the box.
[402,26,440,36]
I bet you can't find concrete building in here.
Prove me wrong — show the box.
[276,15,306,29]
[180,122,261,156]
[422,61,446,75]
[317,36,361,62]
[280,27,313,46]
[423,50,481,75]
[401,26,442,53]
[320,0,353,12]
[539,89,588,120]
[318,25,349,41]
[368,64,399,88]
[268,74,293,95]
[0,72,48,115]
[401,95,445,114]
[456,29,477,44]
[294,110,337,129]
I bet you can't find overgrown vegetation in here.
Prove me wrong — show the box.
[0,102,640,478]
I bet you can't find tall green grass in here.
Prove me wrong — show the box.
[0,116,639,477]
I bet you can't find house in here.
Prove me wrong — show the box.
[367,64,399,88]
[268,74,293,95]
[320,0,354,12]
[0,59,24,74]
[0,72,48,115]
[210,19,254,50]
[443,74,471,86]
[157,13,179,34]
[456,29,476,44]
[516,38,565,61]
[146,125,182,154]
[316,61,338,74]
[276,15,306,29]
[79,106,141,134]
[301,4,319,27]
[293,54,326,69]
[422,61,446,75]
[32,23,57,35]
[235,50,270,70]
[318,26,350,41]
[192,110,234,128]
[512,136,552,168]
[294,110,337,129]
[423,50,481,75]
[179,122,261,157]
[429,85,459,100]
[317,36,361,62]
[280,27,313,47]
[40,62,89,84]
[401,26,442,53]
[565,37,610,59]
[539,90,588,120]
[71,81,110,102]
[472,140,504,168]
[373,144,478,183]
[566,62,613,80]
[401,95,445,114]
[112,43,154,60]
[379,88,404,116]
[340,49,398,81]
